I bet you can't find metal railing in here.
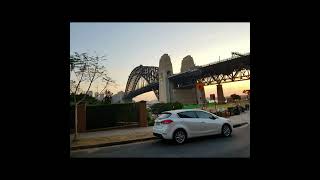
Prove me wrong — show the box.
[168,52,250,78]
[201,52,250,68]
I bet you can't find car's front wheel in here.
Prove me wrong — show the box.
[221,124,232,137]
[173,129,187,144]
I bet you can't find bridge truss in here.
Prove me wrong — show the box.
[123,53,250,100]
[124,65,159,100]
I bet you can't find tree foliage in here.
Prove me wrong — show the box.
[70,52,114,104]
[230,94,241,101]
[150,102,183,115]
[103,90,113,104]
[70,93,99,105]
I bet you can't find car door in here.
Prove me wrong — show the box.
[195,111,220,135]
[177,111,202,137]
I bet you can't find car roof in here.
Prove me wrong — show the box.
[162,109,204,114]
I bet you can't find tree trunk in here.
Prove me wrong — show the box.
[79,66,97,103]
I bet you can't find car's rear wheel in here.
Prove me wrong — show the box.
[221,124,232,137]
[173,129,187,144]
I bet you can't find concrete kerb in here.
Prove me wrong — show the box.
[233,122,249,128]
[71,136,157,150]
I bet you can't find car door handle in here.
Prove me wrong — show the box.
[201,121,205,123]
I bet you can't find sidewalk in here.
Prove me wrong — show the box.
[70,126,155,150]
[70,110,250,150]
[229,110,250,126]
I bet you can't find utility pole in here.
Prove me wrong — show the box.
[215,100,217,112]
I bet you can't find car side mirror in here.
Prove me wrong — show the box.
[210,116,216,120]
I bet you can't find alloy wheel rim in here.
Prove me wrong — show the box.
[175,131,185,143]
[223,126,231,136]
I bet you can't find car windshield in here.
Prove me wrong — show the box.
[157,113,171,119]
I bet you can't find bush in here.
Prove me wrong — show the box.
[240,106,245,112]
[227,107,235,116]
[233,107,241,115]
[86,103,139,129]
[147,112,154,126]
[172,102,183,109]
[150,102,183,115]
[183,104,200,109]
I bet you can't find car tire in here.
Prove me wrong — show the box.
[173,129,187,144]
[221,124,232,137]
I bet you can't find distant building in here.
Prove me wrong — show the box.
[98,93,105,101]
[87,91,93,97]
[111,91,125,104]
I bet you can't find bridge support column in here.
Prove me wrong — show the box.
[196,83,206,104]
[159,54,173,103]
[217,84,226,104]
[172,88,197,104]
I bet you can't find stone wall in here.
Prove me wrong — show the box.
[172,88,197,104]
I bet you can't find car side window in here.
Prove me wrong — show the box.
[178,111,198,118]
[196,111,216,120]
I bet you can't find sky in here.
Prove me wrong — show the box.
[70,23,250,101]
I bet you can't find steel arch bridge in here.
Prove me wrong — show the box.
[124,65,159,100]
[169,53,250,88]
[123,53,250,101]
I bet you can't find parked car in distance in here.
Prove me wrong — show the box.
[153,109,233,144]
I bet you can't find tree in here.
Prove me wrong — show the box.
[230,94,241,101]
[70,93,99,105]
[243,89,250,100]
[103,90,113,104]
[70,52,114,141]
[150,102,183,115]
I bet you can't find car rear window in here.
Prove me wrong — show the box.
[157,113,171,119]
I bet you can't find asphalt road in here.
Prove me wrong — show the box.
[71,124,250,158]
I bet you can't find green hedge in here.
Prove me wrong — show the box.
[147,111,154,126]
[183,104,200,109]
[150,102,183,115]
[70,103,140,130]
[86,103,139,130]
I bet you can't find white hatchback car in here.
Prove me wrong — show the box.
[153,109,233,144]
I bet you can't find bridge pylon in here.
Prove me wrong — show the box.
[159,54,173,103]
[216,84,226,104]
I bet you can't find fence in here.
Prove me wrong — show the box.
[70,102,146,132]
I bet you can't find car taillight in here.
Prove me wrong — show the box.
[161,119,173,124]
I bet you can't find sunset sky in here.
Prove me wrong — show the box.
[70,23,250,101]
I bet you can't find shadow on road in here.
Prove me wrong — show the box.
[152,124,250,146]
[153,133,232,146]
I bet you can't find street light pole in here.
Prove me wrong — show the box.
[214,100,217,112]
[73,103,78,141]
